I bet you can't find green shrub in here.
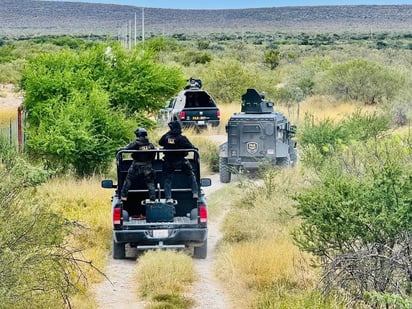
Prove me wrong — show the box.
[298,110,390,169]
[0,148,92,308]
[21,42,185,175]
[319,58,403,104]
[293,136,412,305]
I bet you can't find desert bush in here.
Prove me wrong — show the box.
[0,59,25,84]
[23,84,133,176]
[293,136,412,306]
[200,58,258,103]
[298,110,390,169]
[319,58,404,104]
[389,101,412,127]
[0,143,97,308]
[263,48,281,70]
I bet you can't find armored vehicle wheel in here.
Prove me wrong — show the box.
[290,147,298,167]
[113,238,126,259]
[193,239,208,259]
[276,156,291,167]
[219,157,231,183]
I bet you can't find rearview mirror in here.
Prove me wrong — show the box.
[200,178,211,187]
[101,179,117,189]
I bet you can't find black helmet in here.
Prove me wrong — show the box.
[168,121,182,134]
[168,121,181,130]
[134,128,147,138]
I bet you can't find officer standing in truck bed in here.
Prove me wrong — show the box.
[159,121,199,203]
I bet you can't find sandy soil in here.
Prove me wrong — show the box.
[0,84,23,109]
[93,173,232,309]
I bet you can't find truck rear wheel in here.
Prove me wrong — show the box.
[276,156,291,167]
[289,147,298,167]
[193,240,208,259]
[219,157,231,183]
[113,238,126,259]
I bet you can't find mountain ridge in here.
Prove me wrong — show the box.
[1,0,411,37]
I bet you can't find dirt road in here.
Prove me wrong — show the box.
[0,84,22,109]
[0,85,231,308]
[93,173,232,309]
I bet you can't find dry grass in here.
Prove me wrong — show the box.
[217,96,378,130]
[136,250,196,299]
[216,237,317,309]
[212,166,340,308]
[279,96,379,124]
[37,176,113,283]
[0,108,18,126]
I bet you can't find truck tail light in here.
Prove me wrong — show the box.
[113,207,122,225]
[217,109,221,119]
[199,204,207,224]
[179,111,186,120]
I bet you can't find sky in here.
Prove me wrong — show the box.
[50,0,412,9]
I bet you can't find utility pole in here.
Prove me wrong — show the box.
[134,12,137,46]
[142,7,145,46]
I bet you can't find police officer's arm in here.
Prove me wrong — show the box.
[159,134,167,147]
[181,136,197,150]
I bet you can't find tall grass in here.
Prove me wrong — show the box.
[136,250,196,308]
[37,176,113,274]
[214,166,350,308]
[0,108,17,126]
[36,175,113,308]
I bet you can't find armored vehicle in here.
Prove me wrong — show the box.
[102,148,210,259]
[157,78,220,129]
[218,88,297,183]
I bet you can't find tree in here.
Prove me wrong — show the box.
[21,42,185,175]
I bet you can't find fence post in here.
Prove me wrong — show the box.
[18,105,23,153]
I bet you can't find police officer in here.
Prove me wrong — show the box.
[159,121,199,203]
[120,128,156,203]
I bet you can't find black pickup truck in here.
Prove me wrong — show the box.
[101,148,211,259]
[157,79,220,129]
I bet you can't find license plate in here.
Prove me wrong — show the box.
[153,229,168,238]
[197,120,205,125]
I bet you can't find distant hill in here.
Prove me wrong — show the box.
[1,0,411,37]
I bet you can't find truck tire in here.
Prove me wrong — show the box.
[113,238,126,259]
[289,147,298,167]
[219,157,231,183]
[276,156,291,167]
[193,240,208,259]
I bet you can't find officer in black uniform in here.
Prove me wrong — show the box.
[120,128,156,203]
[159,121,199,203]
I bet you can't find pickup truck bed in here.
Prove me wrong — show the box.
[157,83,220,129]
[102,149,210,259]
